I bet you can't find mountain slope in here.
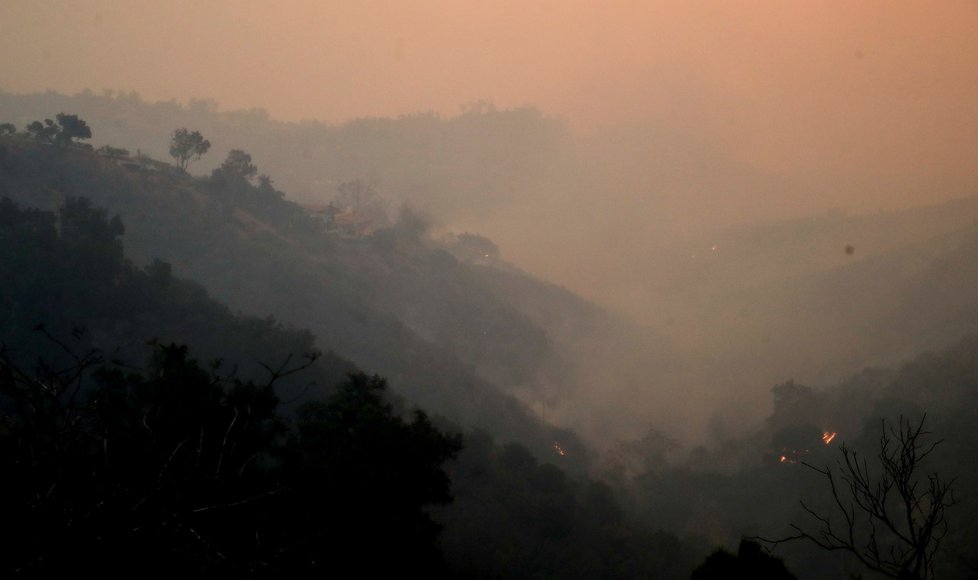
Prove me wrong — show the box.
[0,136,594,459]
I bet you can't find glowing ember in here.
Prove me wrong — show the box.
[553,443,567,457]
[822,431,837,445]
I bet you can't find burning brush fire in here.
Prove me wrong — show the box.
[778,431,838,464]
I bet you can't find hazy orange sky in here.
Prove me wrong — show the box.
[2,1,977,203]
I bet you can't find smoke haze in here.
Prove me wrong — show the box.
[3,1,978,443]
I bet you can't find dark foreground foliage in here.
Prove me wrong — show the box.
[0,192,704,578]
[0,342,460,577]
[0,194,353,404]
[691,540,797,580]
[436,430,701,580]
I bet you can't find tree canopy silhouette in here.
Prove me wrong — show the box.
[0,340,460,576]
[691,540,797,580]
[23,113,91,146]
[755,415,957,580]
[169,128,211,171]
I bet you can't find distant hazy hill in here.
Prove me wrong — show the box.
[653,196,978,408]
[0,89,567,223]
[659,196,978,300]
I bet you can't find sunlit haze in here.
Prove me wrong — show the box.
[3,1,978,440]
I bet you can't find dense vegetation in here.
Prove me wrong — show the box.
[0,194,351,403]
[0,129,580,460]
[0,340,460,576]
[0,140,699,577]
[0,192,459,574]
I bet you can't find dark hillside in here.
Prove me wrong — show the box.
[0,193,352,404]
[0,136,587,459]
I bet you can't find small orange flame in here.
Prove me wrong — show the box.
[553,443,567,457]
[822,431,837,445]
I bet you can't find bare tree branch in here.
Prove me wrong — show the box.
[751,415,956,580]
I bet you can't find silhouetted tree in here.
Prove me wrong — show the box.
[21,114,91,146]
[256,173,276,194]
[0,122,15,136]
[208,149,260,214]
[218,149,257,183]
[756,415,956,580]
[691,540,797,580]
[25,118,59,142]
[53,113,92,146]
[168,128,211,171]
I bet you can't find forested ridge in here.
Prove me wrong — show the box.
[0,127,699,577]
[0,128,583,459]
